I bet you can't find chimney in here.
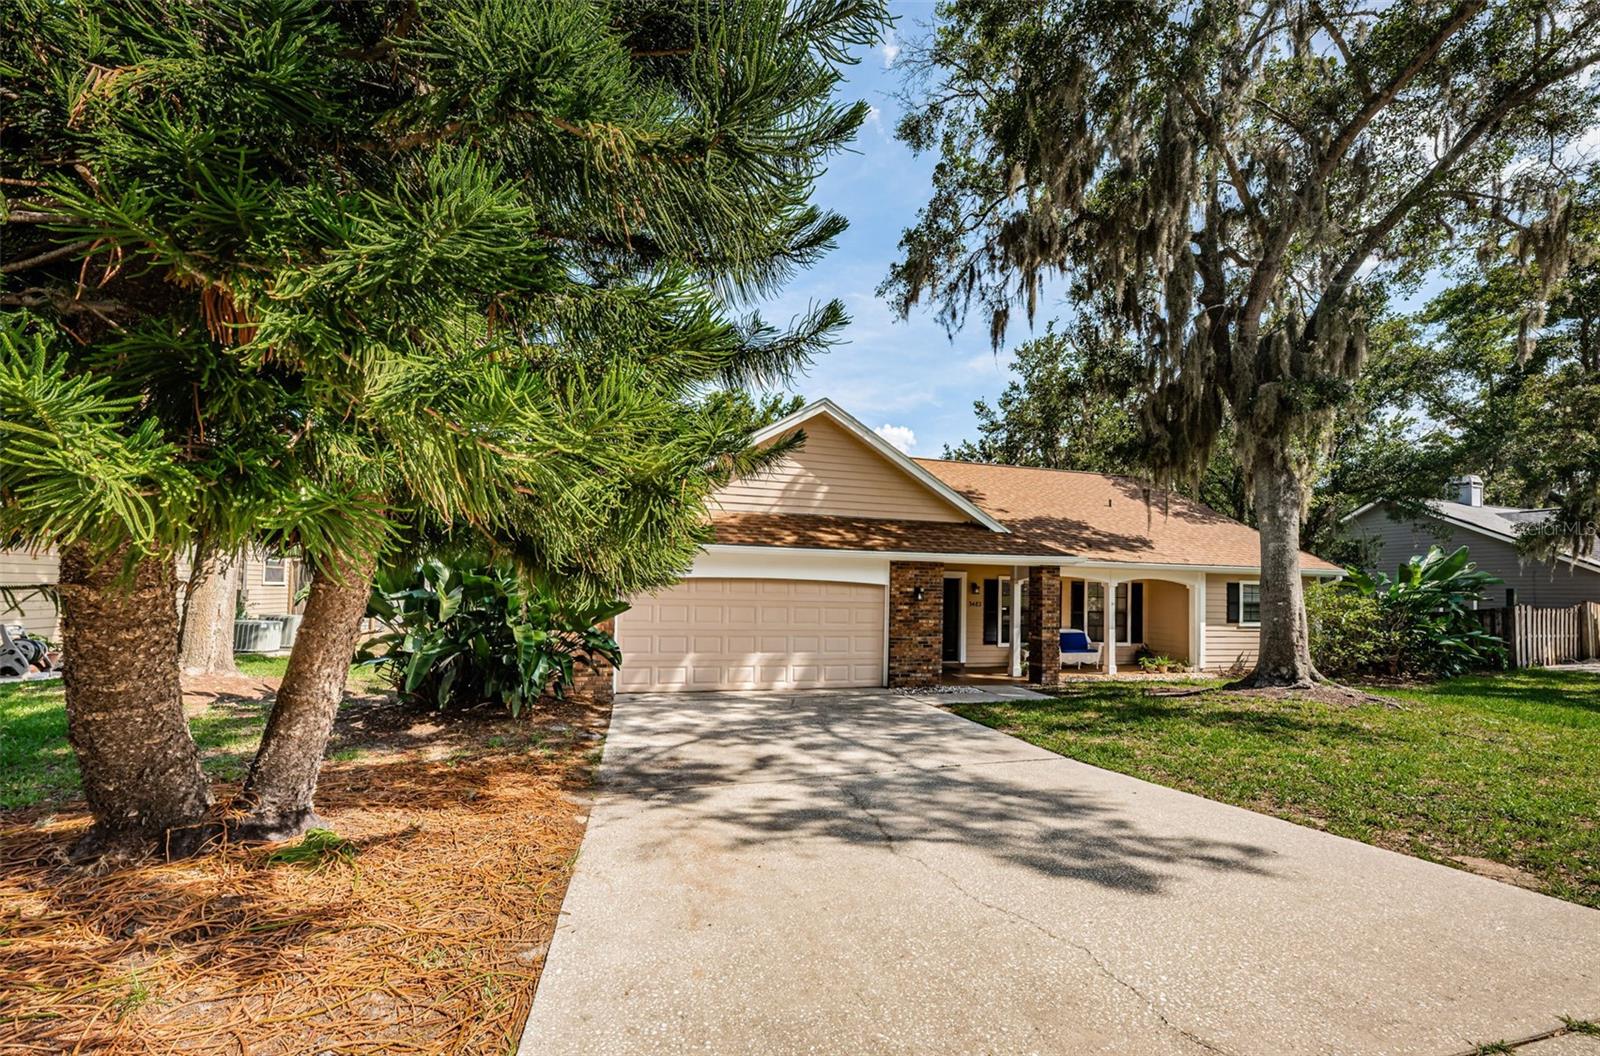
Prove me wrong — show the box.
[1448,474,1484,507]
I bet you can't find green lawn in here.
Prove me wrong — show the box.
[950,670,1600,908]
[0,655,387,809]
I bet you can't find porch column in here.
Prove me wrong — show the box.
[887,561,943,688]
[1026,566,1061,686]
[1008,566,1025,678]
[1103,579,1119,675]
[1190,574,1207,672]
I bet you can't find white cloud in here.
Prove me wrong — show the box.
[874,423,917,453]
[881,27,900,68]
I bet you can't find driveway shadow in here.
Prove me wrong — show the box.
[600,692,1278,898]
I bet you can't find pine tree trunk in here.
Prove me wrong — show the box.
[1244,456,1317,687]
[231,549,376,842]
[179,548,239,675]
[58,544,215,860]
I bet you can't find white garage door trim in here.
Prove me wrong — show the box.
[617,577,887,692]
[686,547,891,586]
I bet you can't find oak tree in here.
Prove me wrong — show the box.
[887,0,1600,686]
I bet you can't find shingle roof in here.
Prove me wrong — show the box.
[710,458,1342,573]
[1429,500,1554,534]
[709,512,1065,557]
[1420,501,1600,572]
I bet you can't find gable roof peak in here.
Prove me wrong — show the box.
[748,399,1009,534]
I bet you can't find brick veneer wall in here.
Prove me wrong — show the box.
[553,617,615,708]
[1026,566,1061,687]
[888,561,944,687]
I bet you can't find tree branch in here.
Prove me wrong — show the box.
[1313,44,1600,330]
[1310,1,1374,97]
[1,240,91,274]
[1317,0,1483,186]
[1241,1,1485,337]
[1180,85,1263,232]
[336,0,416,62]
[0,287,123,316]
[375,110,593,152]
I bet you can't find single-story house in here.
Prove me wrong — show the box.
[0,549,304,642]
[1343,475,1600,608]
[616,399,1342,692]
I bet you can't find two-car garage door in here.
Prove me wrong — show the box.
[617,578,884,692]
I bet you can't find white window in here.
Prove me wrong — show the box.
[1085,582,1136,642]
[1239,582,1261,625]
[263,556,286,585]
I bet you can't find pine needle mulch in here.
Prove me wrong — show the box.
[0,691,609,1055]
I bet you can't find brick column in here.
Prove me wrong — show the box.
[1027,566,1061,687]
[888,561,943,688]
[565,617,616,707]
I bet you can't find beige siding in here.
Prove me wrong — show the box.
[2,546,305,641]
[180,550,302,617]
[944,564,1017,667]
[0,549,61,639]
[1110,642,1141,665]
[1204,573,1258,672]
[714,414,968,522]
[618,577,884,691]
[1142,579,1190,663]
[1202,573,1326,672]
[1347,505,1600,608]
[240,554,296,616]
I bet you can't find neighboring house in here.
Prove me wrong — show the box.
[0,549,304,642]
[1343,475,1600,608]
[174,551,305,619]
[0,548,60,639]
[616,399,1341,692]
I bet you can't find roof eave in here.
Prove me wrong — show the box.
[704,542,1344,576]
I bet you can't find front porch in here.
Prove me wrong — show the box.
[889,560,1206,689]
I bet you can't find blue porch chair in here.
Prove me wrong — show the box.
[1059,628,1102,668]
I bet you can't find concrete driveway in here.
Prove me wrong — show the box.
[521,689,1600,1056]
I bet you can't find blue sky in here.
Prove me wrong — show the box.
[753,8,1024,459]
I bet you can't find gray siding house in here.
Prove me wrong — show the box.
[1343,476,1600,607]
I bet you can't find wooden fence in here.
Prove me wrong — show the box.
[1476,602,1600,668]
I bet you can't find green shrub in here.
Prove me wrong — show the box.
[1306,582,1386,677]
[1338,546,1508,678]
[360,560,624,715]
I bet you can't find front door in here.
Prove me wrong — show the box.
[941,577,962,663]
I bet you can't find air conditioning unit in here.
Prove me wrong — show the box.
[271,614,304,648]
[233,619,284,653]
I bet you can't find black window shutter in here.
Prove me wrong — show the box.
[1226,581,1240,624]
[1130,583,1144,642]
[1070,581,1085,630]
[982,579,999,644]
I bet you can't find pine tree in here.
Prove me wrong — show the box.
[2,0,886,854]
